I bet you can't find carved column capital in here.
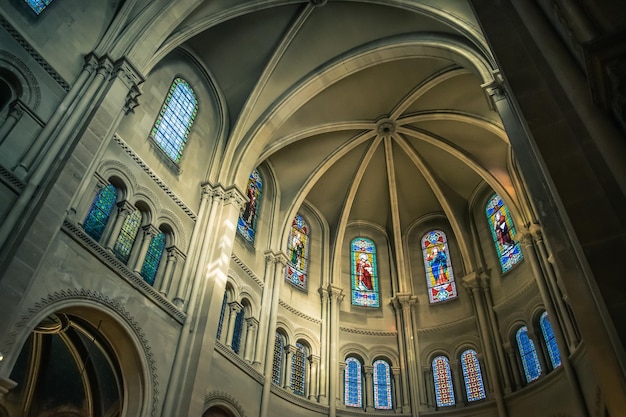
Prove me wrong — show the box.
[461,272,481,292]
[308,354,320,365]
[228,301,243,314]
[481,69,507,108]
[116,200,135,216]
[363,365,373,375]
[391,293,417,311]
[327,285,344,303]
[142,224,161,237]
[245,317,259,330]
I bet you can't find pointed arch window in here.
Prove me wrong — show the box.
[461,349,486,402]
[150,78,197,163]
[238,170,262,243]
[272,333,285,385]
[373,360,392,410]
[285,214,309,290]
[540,312,562,369]
[351,238,379,307]
[140,231,166,286]
[345,357,362,407]
[231,308,245,354]
[432,356,455,407]
[84,184,118,242]
[216,292,228,341]
[113,208,142,264]
[486,194,523,273]
[25,0,53,15]
[516,326,542,383]
[422,230,457,303]
[291,343,307,396]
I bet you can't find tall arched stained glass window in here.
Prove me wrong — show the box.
[540,312,562,369]
[432,356,455,407]
[216,292,228,340]
[140,231,166,286]
[272,333,284,385]
[285,214,309,290]
[351,238,379,307]
[84,184,118,242]
[345,357,362,407]
[373,360,392,410]
[238,170,262,243]
[231,308,244,354]
[461,349,486,402]
[113,209,142,264]
[150,78,197,163]
[291,343,307,396]
[24,0,53,15]
[422,230,457,303]
[516,326,542,383]
[486,194,523,273]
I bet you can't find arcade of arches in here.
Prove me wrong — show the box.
[0,1,625,417]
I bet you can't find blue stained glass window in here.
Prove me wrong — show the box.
[373,360,392,410]
[140,232,166,285]
[432,356,455,407]
[216,292,228,340]
[113,209,142,264]
[231,308,244,354]
[150,78,197,163]
[461,350,486,402]
[291,343,307,396]
[540,312,562,369]
[516,326,542,383]
[237,170,262,243]
[25,0,53,14]
[422,230,457,304]
[84,184,118,242]
[285,214,309,290]
[486,194,523,273]
[351,238,379,307]
[345,357,362,407]
[272,333,284,385]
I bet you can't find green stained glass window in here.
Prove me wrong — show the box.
[285,214,309,290]
[291,343,307,396]
[83,184,117,242]
[25,0,53,14]
[113,209,142,264]
[486,194,523,272]
[140,232,166,285]
[150,78,197,163]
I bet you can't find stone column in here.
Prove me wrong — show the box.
[328,285,344,417]
[0,102,24,146]
[392,294,418,414]
[503,342,522,390]
[225,301,243,350]
[338,361,347,407]
[105,201,134,251]
[318,286,330,404]
[307,354,320,401]
[254,252,279,368]
[158,246,182,297]
[364,365,374,410]
[132,225,160,275]
[391,366,401,411]
[283,345,296,391]
[244,318,259,363]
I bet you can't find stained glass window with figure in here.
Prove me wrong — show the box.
[461,349,486,402]
[422,230,457,303]
[238,170,262,243]
[351,238,379,307]
[84,184,117,242]
[486,194,523,273]
[432,356,455,407]
[285,214,309,290]
[373,360,392,409]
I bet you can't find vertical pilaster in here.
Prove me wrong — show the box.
[226,301,243,349]
[284,345,296,391]
[158,246,182,297]
[364,365,374,410]
[132,224,160,274]
[105,201,134,251]
[318,286,330,404]
[307,354,320,401]
[244,318,259,362]
[503,342,522,390]
[391,366,401,411]
[328,284,344,417]
[392,294,419,414]
[254,252,278,368]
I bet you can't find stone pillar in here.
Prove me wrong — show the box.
[391,366,401,411]
[338,361,347,407]
[132,225,160,275]
[364,365,374,410]
[158,246,182,297]
[503,342,522,390]
[308,354,320,401]
[254,252,279,368]
[392,294,419,414]
[244,318,259,362]
[283,345,296,391]
[0,102,24,146]
[225,301,243,350]
[318,286,330,404]
[105,201,134,251]
[328,285,344,417]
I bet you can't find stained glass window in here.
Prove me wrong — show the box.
[150,78,197,163]
[84,184,117,242]
[461,350,486,402]
[272,333,284,385]
[345,357,362,407]
[516,326,542,383]
[373,360,392,410]
[422,230,457,303]
[237,170,262,243]
[24,0,53,14]
[231,308,244,354]
[486,194,523,273]
[432,356,455,407]
[291,343,307,396]
[140,232,166,286]
[113,209,142,264]
[285,214,309,290]
[351,238,379,307]
[540,312,562,369]
[216,292,228,340]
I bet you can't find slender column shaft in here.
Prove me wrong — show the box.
[283,346,295,390]
[254,253,277,367]
[0,104,23,146]
[318,287,329,404]
[105,201,134,251]
[225,302,243,349]
[244,319,258,362]
[132,225,159,274]
[364,366,374,410]
[328,285,344,417]
[159,248,179,296]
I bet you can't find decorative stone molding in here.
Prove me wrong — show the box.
[481,69,506,109]
[339,327,397,337]
[269,383,329,413]
[492,279,538,313]
[204,390,248,417]
[0,164,24,193]
[416,316,476,335]
[0,50,42,109]
[214,341,264,384]
[279,299,322,325]
[113,135,197,220]
[231,253,263,288]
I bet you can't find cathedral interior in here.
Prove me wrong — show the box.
[0,1,625,417]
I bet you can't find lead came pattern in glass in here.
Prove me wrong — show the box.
[216,293,227,340]
[373,360,392,409]
[486,194,523,273]
[285,214,309,290]
[291,343,306,396]
[345,357,362,407]
[237,170,262,243]
[540,312,562,369]
[150,78,197,163]
[83,184,117,242]
[422,230,457,303]
[25,0,52,14]
[432,356,455,407]
[351,238,380,307]
[231,309,244,354]
[140,232,166,285]
[516,326,542,382]
[113,209,142,264]
[461,350,486,402]
[272,333,284,385]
